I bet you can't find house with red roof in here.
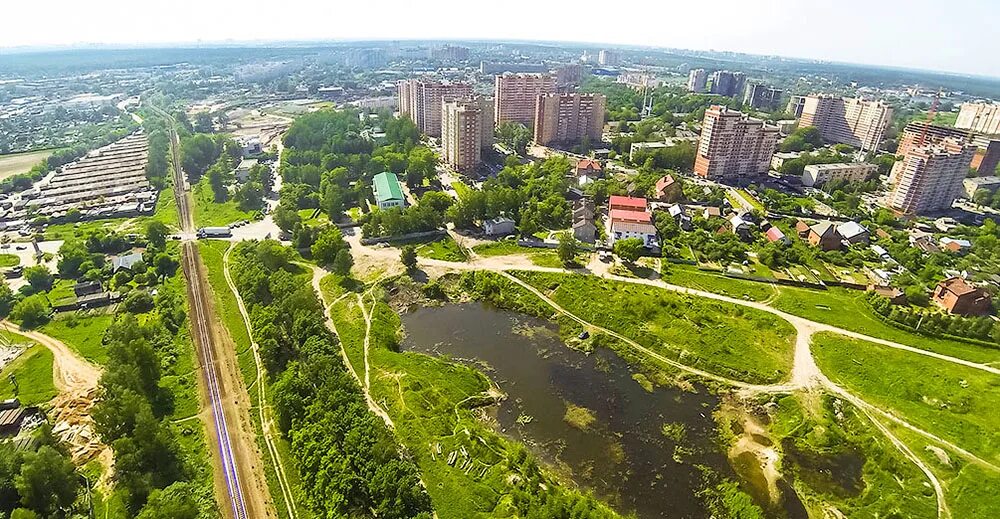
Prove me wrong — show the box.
[606,196,657,247]
[654,174,682,203]
[765,226,790,244]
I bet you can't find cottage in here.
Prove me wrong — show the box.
[703,206,722,219]
[729,214,752,241]
[484,217,516,237]
[871,286,907,305]
[940,237,972,254]
[372,172,405,210]
[111,252,145,273]
[932,277,992,316]
[837,221,870,245]
[806,222,842,251]
[234,158,258,184]
[765,226,790,245]
[573,218,597,243]
[575,159,603,184]
[74,280,102,297]
[607,196,656,247]
[653,174,682,203]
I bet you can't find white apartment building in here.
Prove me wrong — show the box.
[801,163,878,187]
[956,102,1000,135]
[799,95,892,152]
[686,69,707,93]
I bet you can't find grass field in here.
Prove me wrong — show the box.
[0,344,56,405]
[39,312,114,365]
[773,286,1000,364]
[512,271,796,384]
[471,241,539,257]
[0,254,19,268]
[812,332,1000,465]
[193,179,256,228]
[413,236,468,262]
[660,263,776,302]
[0,149,58,180]
[151,186,180,230]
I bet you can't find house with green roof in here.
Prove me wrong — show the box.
[372,171,405,210]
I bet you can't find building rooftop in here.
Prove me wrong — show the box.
[609,209,651,223]
[609,195,647,210]
[373,171,404,203]
[112,251,144,272]
[837,221,869,240]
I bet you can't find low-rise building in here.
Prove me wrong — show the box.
[933,277,992,316]
[112,252,145,273]
[801,163,877,187]
[234,158,258,183]
[484,217,515,236]
[654,174,682,203]
[771,152,801,171]
[765,226,790,244]
[373,171,405,210]
[575,159,603,185]
[940,237,972,254]
[806,221,842,251]
[963,176,1000,199]
[606,196,656,246]
[837,221,870,245]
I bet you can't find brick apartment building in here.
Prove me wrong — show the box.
[533,93,606,147]
[694,106,779,180]
[398,79,473,137]
[888,138,976,215]
[442,98,493,174]
[494,73,558,127]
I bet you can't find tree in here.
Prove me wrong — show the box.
[497,122,531,154]
[557,233,579,266]
[123,291,155,314]
[23,266,54,293]
[146,221,169,250]
[193,112,214,133]
[974,188,991,206]
[273,203,301,234]
[11,295,49,328]
[9,509,40,519]
[0,278,16,318]
[15,446,78,517]
[332,248,353,276]
[154,253,179,280]
[613,238,644,263]
[56,240,92,278]
[136,482,200,519]
[401,245,418,272]
[311,227,347,265]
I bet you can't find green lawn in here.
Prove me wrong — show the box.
[660,263,776,302]
[737,189,765,212]
[192,178,256,228]
[298,208,330,225]
[0,343,56,405]
[0,254,19,268]
[812,332,1000,465]
[48,278,76,304]
[772,286,1000,364]
[413,236,468,262]
[42,218,133,241]
[471,241,538,257]
[39,313,114,365]
[512,271,796,384]
[151,186,180,230]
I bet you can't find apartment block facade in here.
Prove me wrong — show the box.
[397,79,473,137]
[598,50,620,66]
[533,93,606,147]
[743,83,783,111]
[898,121,1000,174]
[709,70,746,98]
[686,69,707,93]
[494,73,557,127]
[955,102,1000,135]
[442,99,486,173]
[798,95,892,151]
[801,162,877,187]
[888,139,976,215]
[694,105,779,180]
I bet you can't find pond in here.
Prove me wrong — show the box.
[401,302,743,518]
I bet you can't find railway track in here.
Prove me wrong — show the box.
[183,242,249,519]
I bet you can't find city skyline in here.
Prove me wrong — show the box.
[2,0,998,79]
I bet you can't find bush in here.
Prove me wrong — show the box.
[11,294,50,328]
[123,291,155,314]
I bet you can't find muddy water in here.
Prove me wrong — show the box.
[401,302,736,518]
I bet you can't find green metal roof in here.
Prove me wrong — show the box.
[373,171,404,203]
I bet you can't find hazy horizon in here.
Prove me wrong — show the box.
[2,0,998,78]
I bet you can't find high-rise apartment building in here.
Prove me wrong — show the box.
[687,69,707,93]
[787,96,807,117]
[554,64,584,91]
[442,99,488,173]
[888,139,976,215]
[494,73,558,127]
[397,79,473,137]
[709,71,746,98]
[598,50,620,66]
[898,121,1000,175]
[798,95,892,152]
[743,83,783,111]
[477,96,495,149]
[955,102,1000,135]
[694,105,779,180]
[533,93,606,147]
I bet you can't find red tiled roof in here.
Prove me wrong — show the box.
[765,227,787,242]
[577,159,602,171]
[938,277,978,297]
[609,209,651,223]
[609,195,647,210]
[655,175,675,192]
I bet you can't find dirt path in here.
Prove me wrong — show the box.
[223,243,298,519]
[308,265,396,429]
[3,322,109,467]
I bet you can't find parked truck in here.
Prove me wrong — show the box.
[196,226,232,239]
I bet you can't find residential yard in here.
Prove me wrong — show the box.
[0,254,19,268]
[812,332,1000,466]
[297,208,329,225]
[471,240,539,257]
[39,312,115,365]
[192,178,256,228]
[0,343,56,405]
[512,271,796,384]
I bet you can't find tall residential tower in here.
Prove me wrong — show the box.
[533,93,606,147]
[798,95,892,152]
[494,73,558,128]
[694,105,779,180]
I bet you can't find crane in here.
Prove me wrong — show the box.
[916,89,943,148]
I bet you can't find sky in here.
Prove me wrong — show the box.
[2,0,998,77]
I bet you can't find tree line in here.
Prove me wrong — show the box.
[228,240,433,518]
